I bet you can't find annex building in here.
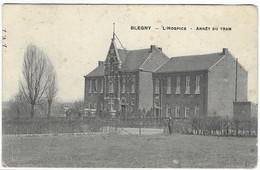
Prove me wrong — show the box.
[84,34,249,119]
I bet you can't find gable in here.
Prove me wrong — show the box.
[139,49,169,72]
[105,40,122,66]
[84,64,105,77]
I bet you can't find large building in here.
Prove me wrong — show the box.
[84,34,248,119]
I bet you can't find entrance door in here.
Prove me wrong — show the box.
[121,105,126,117]
[156,108,160,124]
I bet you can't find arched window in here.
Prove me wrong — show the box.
[109,81,114,93]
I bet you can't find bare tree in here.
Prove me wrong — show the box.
[46,69,58,118]
[19,44,52,119]
[9,92,26,119]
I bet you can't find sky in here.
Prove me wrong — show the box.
[2,5,258,103]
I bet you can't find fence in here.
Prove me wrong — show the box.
[2,117,257,137]
[2,117,104,135]
[169,117,258,137]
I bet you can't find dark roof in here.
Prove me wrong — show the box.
[118,49,128,63]
[139,49,169,72]
[85,64,105,77]
[155,52,224,73]
[120,48,151,71]
[85,47,171,77]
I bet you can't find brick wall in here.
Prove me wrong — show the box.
[119,71,139,116]
[84,76,104,113]
[138,71,153,113]
[208,53,248,118]
[153,71,208,118]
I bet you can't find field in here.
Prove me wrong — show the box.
[2,133,257,168]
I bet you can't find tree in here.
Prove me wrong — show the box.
[72,100,85,118]
[46,64,58,118]
[8,92,29,119]
[19,44,53,118]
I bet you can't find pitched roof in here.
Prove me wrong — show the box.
[85,47,171,77]
[120,48,151,71]
[155,52,224,73]
[85,64,105,77]
[139,49,169,72]
[118,49,128,63]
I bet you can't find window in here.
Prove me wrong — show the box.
[195,75,200,94]
[122,76,126,93]
[175,106,180,118]
[131,75,135,93]
[130,99,135,112]
[88,80,92,93]
[185,76,190,94]
[93,79,98,93]
[108,99,115,111]
[89,102,92,109]
[185,106,190,117]
[195,105,200,117]
[100,79,103,93]
[154,96,160,108]
[166,104,171,118]
[94,103,97,109]
[155,78,160,94]
[175,76,180,94]
[166,77,171,94]
[109,80,114,93]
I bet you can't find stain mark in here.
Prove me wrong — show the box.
[156,20,161,23]
[63,58,68,62]
[150,36,154,41]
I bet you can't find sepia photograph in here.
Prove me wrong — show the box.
[1,4,258,168]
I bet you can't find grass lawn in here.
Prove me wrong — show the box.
[2,133,257,168]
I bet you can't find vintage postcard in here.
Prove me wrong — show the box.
[2,4,258,168]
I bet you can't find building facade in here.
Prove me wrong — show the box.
[84,36,248,119]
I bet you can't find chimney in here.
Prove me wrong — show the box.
[150,45,156,52]
[98,61,104,66]
[223,48,228,55]
[158,47,162,52]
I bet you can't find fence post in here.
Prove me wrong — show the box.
[139,116,141,135]
[115,118,117,133]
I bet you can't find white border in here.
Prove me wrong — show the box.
[0,1,259,170]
